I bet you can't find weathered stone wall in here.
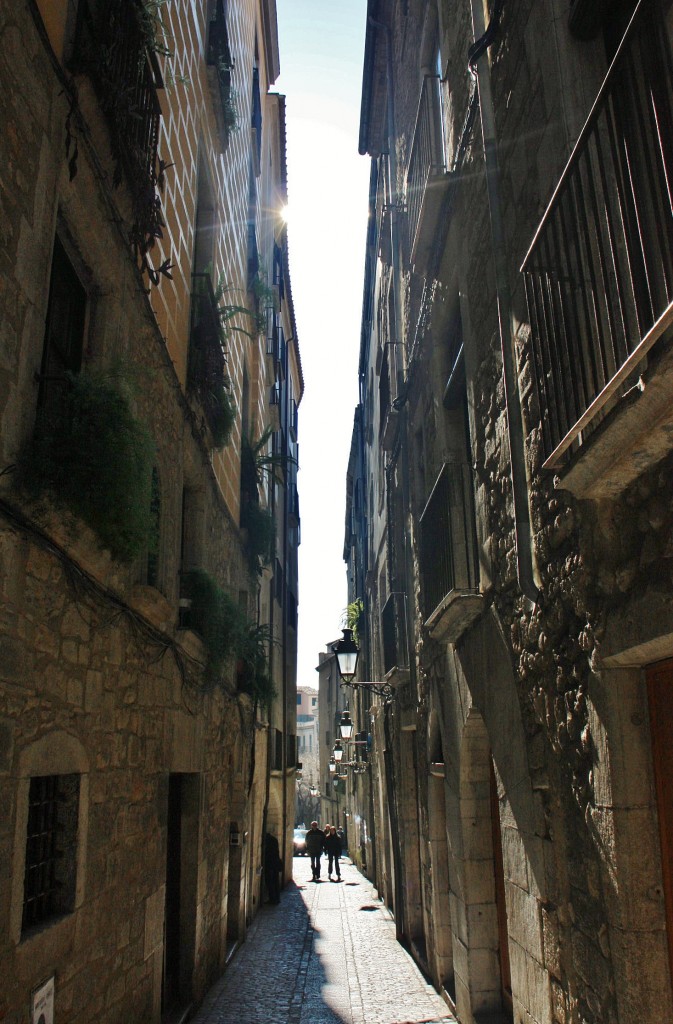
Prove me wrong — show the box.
[0,1,283,1021]
[362,2,673,1024]
[0,517,259,1023]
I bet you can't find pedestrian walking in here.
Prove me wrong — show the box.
[324,825,342,881]
[305,820,325,880]
[264,832,283,904]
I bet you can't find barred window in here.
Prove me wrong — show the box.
[22,774,80,934]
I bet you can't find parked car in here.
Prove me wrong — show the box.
[293,827,308,856]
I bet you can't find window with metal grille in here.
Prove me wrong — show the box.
[22,774,80,934]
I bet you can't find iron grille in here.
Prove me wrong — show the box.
[419,463,479,621]
[22,774,79,933]
[521,0,673,467]
[406,75,446,257]
[188,273,230,438]
[381,592,408,674]
[274,729,283,771]
[72,0,162,193]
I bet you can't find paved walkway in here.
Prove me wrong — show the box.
[191,856,455,1024]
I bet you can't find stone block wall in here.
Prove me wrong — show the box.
[0,0,289,1021]
[356,2,673,1024]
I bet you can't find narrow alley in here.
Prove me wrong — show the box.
[191,857,455,1024]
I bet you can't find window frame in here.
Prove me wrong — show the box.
[11,732,89,946]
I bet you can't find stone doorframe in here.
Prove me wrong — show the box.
[453,709,504,1024]
[425,709,455,1000]
[593,627,673,1024]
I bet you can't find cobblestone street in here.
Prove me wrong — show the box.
[191,857,455,1024]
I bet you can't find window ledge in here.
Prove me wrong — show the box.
[384,665,409,687]
[381,406,399,452]
[424,591,485,644]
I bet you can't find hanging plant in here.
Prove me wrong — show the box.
[181,569,245,680]
[345,598,365,648]
[16,368,155,562]
[68,0,177,288]
[240,499,276,578]
[181,569,276,705]
[236,620,276,708]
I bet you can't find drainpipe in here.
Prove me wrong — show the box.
[468,0,540,606]
[368,13,418,690]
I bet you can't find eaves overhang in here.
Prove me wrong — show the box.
[358,0,388,157]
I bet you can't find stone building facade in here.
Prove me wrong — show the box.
[0,1,301,1021]
[343,2,673,1024]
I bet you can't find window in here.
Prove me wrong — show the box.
[296,693,301,706]
[146,466,161,589]
[22,774,80,934]
[311,697,317,707]
[38,236,86,420]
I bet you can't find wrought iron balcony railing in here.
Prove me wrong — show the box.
[419,462,479,622]
[72,0,162,193]
[521,0,673,468]
[381,592,408,676]
[188,274,230,439]
[406,75,450,268]
[207,0,237,145]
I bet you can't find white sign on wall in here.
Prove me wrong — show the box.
[31,976,54,1024]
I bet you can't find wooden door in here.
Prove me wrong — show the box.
[647,658,673,986]
[490,760,513,1017]
[162,774,182,1016]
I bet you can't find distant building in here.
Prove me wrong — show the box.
[316,645,350,836]
[296,685,319,764]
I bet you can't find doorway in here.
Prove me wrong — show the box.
[162,774,199,1020]
[646,658,673,987]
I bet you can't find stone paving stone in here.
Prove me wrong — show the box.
[190,857,456,1024]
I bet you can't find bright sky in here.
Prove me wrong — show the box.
[275,1,370,691]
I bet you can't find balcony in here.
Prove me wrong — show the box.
[72,0,162,193]
[381,592,409,683]
[521,0,673,498]
[419,463,483,643]
[406,75,454,272]
[206,0,237,151]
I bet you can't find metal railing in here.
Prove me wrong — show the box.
[521,0,673,467]
[406,75,446,257]
[381,592,408,675]
[207,0,236,132]
[188,274,228,435]
[419,463,479,620]
[73,0,162,192]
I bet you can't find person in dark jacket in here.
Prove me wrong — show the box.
[324,825,342,881]
[305,821,325,880]
[264,832,283,904]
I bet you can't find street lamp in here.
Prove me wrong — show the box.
[328,756,336,774]
[331,626,395,700]
[339,710,354,740]
[333,740,344,763]
[332,628,359,683]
